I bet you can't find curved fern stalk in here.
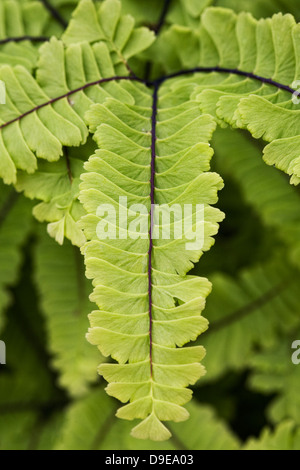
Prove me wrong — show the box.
[79,79,224,441]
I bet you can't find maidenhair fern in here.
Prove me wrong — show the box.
[1,0,300,449]
[80,79,224,440]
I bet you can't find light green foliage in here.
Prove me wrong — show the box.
[80,79,224,440]
[165,0,213,28]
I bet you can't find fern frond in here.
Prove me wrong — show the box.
[198,256,300,381]
[213,128,300,267]
[0,39,121,185]
[15,140,97,246]
[120,0,213,29]
[34,228,100,397]
[0,266,64,450]
[56,387,239,450]
[79,79,224,440]
[248,332,300,425]
[117,0,215,46]
[0,0,154,245]
[0,409,63,450]
[154,8,300,184]
[62,0,155,66]
[244,421,300,450]
[0,183,33,332]
[217,0,300,22]
[0,0,50,69]
[170,0,213,26]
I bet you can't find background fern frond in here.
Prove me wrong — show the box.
[1,0,300,450]
[56,386,239,450]
[34,228,101,397]
[217,0,300,22]
[248,331,300,426]
[213,128,300,268]
[0,0,51,70]
[0,182,33,332]
[244,421,300,450]
[195,256,300,382]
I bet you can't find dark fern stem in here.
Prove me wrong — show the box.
[0,36,49,45]
[153,0,173,35]
[39,0,68,28]
[64,147,73,184]
[0,76,146,131]
[148,82,160,377]
[144,0,173,82]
